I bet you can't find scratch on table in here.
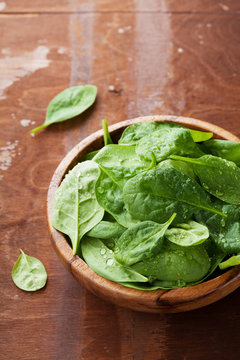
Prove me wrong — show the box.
[0,140,19,177]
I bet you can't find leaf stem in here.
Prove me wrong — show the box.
[102,119,113,146]
[30,123,48,134]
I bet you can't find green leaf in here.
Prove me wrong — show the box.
[165,220,209,246]
[114,213,176,266]
[157,159,196,180]
[189,129,213,142]
[136,127,203,163]
[86,220,126,239]
[12,250,47,291]
[123,167,226,225]
[195,200,240,254]
[131,241,211,283]
[95,167,139,227]
[201,139,240,166]
[118,121,182,145]
[30,85,97,133]
[171,154,240,205]
[102,119,113,145]
[219,255,240,270]
[52,161,104,254]
[81,237,148,283]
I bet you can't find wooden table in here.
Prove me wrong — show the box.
[1,1,240,359]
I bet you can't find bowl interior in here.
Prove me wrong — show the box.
[47,115,240,313]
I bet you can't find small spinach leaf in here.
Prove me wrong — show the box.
[131,241,210,283]
[171,154,240,204]
[136,127,203,163]
[86,220,126,239]
[12,250,47,291]
[201,139,240,166]
[81,237,148,283]
[219,255,240,270]
[165,220,209,246]
[30,85,97,134]
[123,167,225,225]
[157,159,196,180]
[52,160,104,254]
[189,129,213,142]
[114,213,176,266]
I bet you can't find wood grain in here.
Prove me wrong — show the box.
[1,0,240,359]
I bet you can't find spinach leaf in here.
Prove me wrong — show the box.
[131,241,210,283]
[52,160,104,254]
[157,159,196,180]
[201,139,240,166]
[189,129,213,142]
[171,154,240,205]
[118,121,181,145]
[195,200,240,254]
[119,279,186,290]
[82,150,99,161]
[219,255,240,270]
[95,166,139,227]
[123,167,225,225]
[165,220,209,246]
[102,119,113,145]
[81,237,148,283]
[136,127,203,163]
[86,220,125,239]
[114,213,176,266]
[12,250,47,291]
[30,85,97,134]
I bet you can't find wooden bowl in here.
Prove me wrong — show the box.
[47,115,240,313]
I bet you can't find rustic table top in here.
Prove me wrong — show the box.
[1,1,240,359]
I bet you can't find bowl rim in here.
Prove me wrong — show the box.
[47,115,240,313]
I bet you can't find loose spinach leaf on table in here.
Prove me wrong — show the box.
[171,154,240,205]
[81,237,148,283]
[12,250,47,291]
[30,85,97,134]
[131,240,211,283]
[136,127,203,163]
[123,167,225,225]
[86,220,126,239]
[114,213,176,266]
[195,200,240,254]
[165,220,209,247]
[52,160,104,255]
[201,139,240,166]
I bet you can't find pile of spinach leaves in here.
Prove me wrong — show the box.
[52,120,240,290]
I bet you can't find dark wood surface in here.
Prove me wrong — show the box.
[1,1,240,359]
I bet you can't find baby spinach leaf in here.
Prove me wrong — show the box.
[157,159,196,180]
[81,237,148,283]
[52,160,104,255]
[82,150,99,161]
[95,166,139,228]
[131,240,210,283]
[123,167,226,225]
[102,119,113,145]
[171,154,240,205]
[195,200,240,254]
[93,144,149,171]
[165,220,209,246]
[118,121,181,145]
[136,127,203,163]
[30,85,97,134]
[201,139,240,166]
[114,213,176,266]
[118,279,186,290]
[189,129,213,142]
[12,250,47,291]
[219,255,240,270]
[86,220,126,239]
